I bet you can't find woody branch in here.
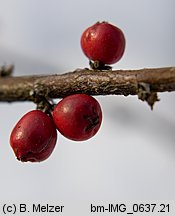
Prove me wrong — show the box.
[0,66,175,108]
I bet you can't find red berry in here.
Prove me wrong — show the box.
[80,21,125,65]
[10,110,57,162]
[53,94,102,141]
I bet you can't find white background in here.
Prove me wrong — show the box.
[0,0,175,204]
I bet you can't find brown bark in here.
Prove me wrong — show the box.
[0,67,174,103]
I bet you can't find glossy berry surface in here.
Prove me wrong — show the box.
[10,110,57,162]
[80,21,125,65]
[53,94,102,141]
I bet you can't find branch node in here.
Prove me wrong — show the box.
[89,60,112,70]
[137,82,159,110]
[30,83,55,115]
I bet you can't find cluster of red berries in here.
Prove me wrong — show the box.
[10,94,102,162]
[10,21,125,162]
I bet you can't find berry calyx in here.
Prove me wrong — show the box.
[80,21,125,69]
[53,94,102,141]
[10,110,57,162]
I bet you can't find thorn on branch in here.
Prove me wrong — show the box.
[137,82,159,110]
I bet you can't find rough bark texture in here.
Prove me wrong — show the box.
[0,67,175,102]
